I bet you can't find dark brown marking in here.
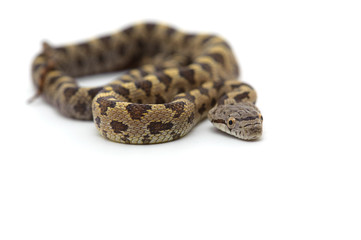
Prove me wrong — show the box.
[155,72,172,91]
[99,35,112,47]
[145,23,156,33]
[78,42,91,53]
[88,87,103,99]
[126,104,152,120]
[55,47,67,55]
[155,94,165,104]
[199,87,209,96]
[179,68,195,85]
[136,39,144,50]
[142,135,151,144]
[214,79,226,91]
[174,93,196,103]
[123,26,134,35]
[33,63,44,72]
[218,95,228,105]
[63,87,78,101]
[74,102,87,114]
[230,83,242,89]
[166,27,176,37]
[48,75,62,85]
[177,87,185,94]
[118,43,127,56]
[183,34,196,45]
[198,103,207,115]
[234,92,250,102]
[212,119,226,124]
[97,53,105,64]
[95,116,101,128]
[211,98,217,107]
[110,120,128,133]
[110,85,130,98]
[138,69,149,77]
[135,80,152,97]
[55,79,75,91]
[207,53,225,66]
[171,131,181,140]
[202,35,214,44]
[75,57,84,68]
[96,96,116,115]
[199,63,213,76]
[121,134,130,144]
[187,112,194,124]
[147,121,173,134]
[165,101,186,118]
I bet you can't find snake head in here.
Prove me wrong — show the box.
[208,102,263,140]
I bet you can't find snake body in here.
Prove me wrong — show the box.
[31,23,262,144]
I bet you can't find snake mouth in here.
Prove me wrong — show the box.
[211,119,225,124]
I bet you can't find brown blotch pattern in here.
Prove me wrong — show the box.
[95,116,101,128]
[166,27,176,37]
[110,85,130,99]
[121,134,131,144]
[187,112,194,124]
[135,80,152,97]
[88,87,103,99]
[110,120,128,133]
[78,42,91,53]
[183,34,196,45]
[207,53,225,66]
[174,93,196,103]
[123,26,134,36]
[179,68,195,85]
[99,35,112,47]
[118,43,127,56]
[234,92,250,102]
[198,103,207,115]
[199,87,209,96]
[56,79,74,91]
[155,72,172,91]
[48,75,62,86]
[165,101,186,118]
[142,135,151,144]
[171,131,181,140]
[202,36,215,45]
[199,63,213,76]
[155,94,166,104]
[147,121,174,134]
[63,87,78,101]
[96,96,116,115]
[126,104,152,120]
[145,23,156,33]
[74,102,87,114]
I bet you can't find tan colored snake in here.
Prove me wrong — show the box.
[31,22,263,144]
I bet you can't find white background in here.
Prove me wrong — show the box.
[1,0,360,239]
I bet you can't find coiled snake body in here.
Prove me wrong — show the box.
[31,23,263,144]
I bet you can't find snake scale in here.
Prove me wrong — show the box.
[31,22,263,144]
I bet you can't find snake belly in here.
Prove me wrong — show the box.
[31,23,257,144]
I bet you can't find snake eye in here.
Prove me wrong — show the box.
[227,117,236,128]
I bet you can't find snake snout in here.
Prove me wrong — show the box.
[243,123,262,140]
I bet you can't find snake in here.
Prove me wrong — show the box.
[31,22,263,144]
